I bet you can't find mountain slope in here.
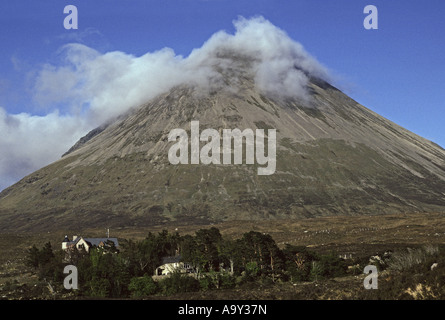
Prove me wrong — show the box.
[1,58,444,232]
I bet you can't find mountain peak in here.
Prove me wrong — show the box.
[0,17,444,232]
[1,70,444,232]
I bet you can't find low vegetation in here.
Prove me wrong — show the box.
[358,244,445,299]
[2,226,444,299]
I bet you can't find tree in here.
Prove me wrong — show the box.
[282,244,316,282]
[39,242,55,266]
[179,234,204,278]
[25,245,40,270]
[240,231,284,279]
[245,261,260,281]
[25,242,65,281]
[121,230,180,277]
[128,236,159,276]
[129,274,158,297]
[89,277,111,297]
[179,228,224,278]
[81,248,131,297]
[318,252,347,278]
[194,227,223,272]
[155,230,181,257]
[219,238,240,275]
[310,261,324,281]
[159,271,200,295]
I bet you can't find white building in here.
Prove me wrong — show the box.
[62,235,119,252]
[154,255,193,276]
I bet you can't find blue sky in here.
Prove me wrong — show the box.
[0,0,444,190]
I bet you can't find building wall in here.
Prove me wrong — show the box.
[75,238,90,252]
[155,262,189,276]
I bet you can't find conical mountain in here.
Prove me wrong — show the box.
[1,50,444,232]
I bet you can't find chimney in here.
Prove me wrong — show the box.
[62,235,70,250]
[73,235,78,241]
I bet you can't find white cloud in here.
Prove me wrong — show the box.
[0,16,330,191]
[0,107,90,191]
[32,15,329,124]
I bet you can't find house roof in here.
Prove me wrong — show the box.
[65,236,119,248]
[65,237,82,246]
[84,238,119,247]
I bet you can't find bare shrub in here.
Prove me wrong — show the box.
[388,245,439,272]
[423,244,439,256]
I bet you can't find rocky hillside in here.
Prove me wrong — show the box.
[0,52,444,232]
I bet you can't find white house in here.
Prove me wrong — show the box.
[154,255,193,276]
[62,235,119,252]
